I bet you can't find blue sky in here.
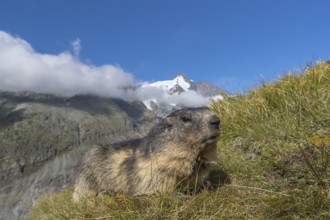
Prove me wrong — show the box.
[0,0,330,93]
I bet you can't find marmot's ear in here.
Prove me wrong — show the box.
[164,116,174,130]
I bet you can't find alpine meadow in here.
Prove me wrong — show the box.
[29,61,330,219]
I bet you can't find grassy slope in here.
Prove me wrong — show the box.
[29,62,329,219]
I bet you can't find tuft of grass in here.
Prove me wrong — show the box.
[29,62,330,219]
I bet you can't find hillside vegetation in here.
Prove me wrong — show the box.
[29,62,329,219]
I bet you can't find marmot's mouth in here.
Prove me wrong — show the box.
[209,135,218,140]
[203,134,219,143]
[210,130,220,140]
[209,135,219,141]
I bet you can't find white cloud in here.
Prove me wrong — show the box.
[0,30,210,108]
[166,90,209,107]
[71,38,81,57]
[0,31,134,98]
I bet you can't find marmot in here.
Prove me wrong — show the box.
[73,107,221,202]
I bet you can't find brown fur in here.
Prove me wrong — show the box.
[73,107,220,202]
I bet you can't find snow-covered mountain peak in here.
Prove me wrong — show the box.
[139,73,224,116]
[172,74,192,91]
[142,72,193,94]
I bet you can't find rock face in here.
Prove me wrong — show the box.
[195,81,225,97]
[0,91,158,220]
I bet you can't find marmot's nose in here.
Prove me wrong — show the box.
[210,115,220,130]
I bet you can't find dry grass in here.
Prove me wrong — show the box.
[29,62,330,219]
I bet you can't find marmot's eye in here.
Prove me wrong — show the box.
[181,116,192,123]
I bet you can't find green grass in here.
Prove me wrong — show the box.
[29,62,330,219]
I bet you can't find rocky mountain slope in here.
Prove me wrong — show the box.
[0,91,158,220]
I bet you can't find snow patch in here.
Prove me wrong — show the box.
[142,74,192,93]
[143,99,157,110]
[173,75,191,91]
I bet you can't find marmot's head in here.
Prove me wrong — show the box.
[163,107,221,148]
